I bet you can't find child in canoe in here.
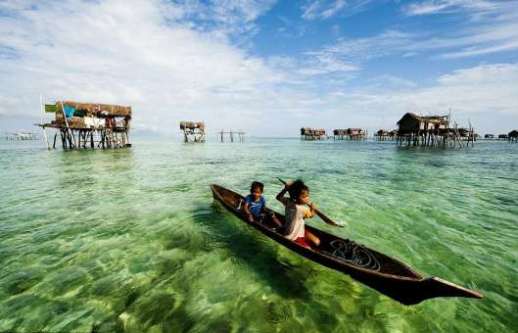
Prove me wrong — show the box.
[276,180,320,249]
[243,181,266,223]
[243,181,282,227]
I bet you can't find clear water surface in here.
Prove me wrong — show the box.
[0,138,516,332]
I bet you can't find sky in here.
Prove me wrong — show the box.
[1,0,518,136]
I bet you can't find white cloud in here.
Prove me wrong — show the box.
[411,64,518,119]
[301,0,374,20]
[0,0,517,137]
[441,39,518,58]
[437,9,518,58]
[399,1,518,58]
[0,0,291,135]
[319,63,518,133]
[319,30,414,62]
[404,0,497,16]
[296,52,359,76]
[302,0,346,20]
[163,0,278,38]
[308,3,518,62]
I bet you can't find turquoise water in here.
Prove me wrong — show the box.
[0,138,516,332]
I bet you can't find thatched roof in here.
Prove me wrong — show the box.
[397,113,448,125]
[376,129,397,136]
[397,112,449,134]
[56,101,132,117]
[301,128,326,136]
[180,121,205,130]
[509,130,518,137]
[334,128,365,135]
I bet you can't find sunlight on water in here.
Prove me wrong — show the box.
[0,138,516,332]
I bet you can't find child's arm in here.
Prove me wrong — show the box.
[305,202,317,218]
[276,186,290,206]
[260,197,266,214]
[243,202,254,222]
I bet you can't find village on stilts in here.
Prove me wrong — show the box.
[296,111,515,149]
[23,99,515,149]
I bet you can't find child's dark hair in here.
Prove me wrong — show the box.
[288,180,309,199]
[250,181,264,192]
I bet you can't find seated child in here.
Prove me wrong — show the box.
[244,181,266,223]
[276,180,320,249]
[243,181,283,228]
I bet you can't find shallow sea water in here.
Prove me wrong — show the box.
[0,138,517,332]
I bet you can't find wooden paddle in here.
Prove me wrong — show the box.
[277,178,346,228]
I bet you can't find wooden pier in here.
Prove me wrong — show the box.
[218,130,245,143]
[37,101,131,150]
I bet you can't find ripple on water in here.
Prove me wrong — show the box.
[0,139,516,332]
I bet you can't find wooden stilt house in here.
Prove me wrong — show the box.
[301,128,327,140]
[333,128,367,140]
[375,130,398,141]
[396,113,475,148]
[180,121,205,143]
[37,100,132,150]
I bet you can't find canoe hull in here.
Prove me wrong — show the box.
[210,184,482,305]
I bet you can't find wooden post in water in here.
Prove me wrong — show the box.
[39,95,50,150]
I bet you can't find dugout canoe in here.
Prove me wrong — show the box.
[210,184,483,305]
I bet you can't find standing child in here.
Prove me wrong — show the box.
[276,180,320,249]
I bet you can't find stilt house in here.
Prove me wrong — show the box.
[180,121,205,143]
[38,100,132,149]
[396,112,476,147]
[301,128,327,140]
[375,130,397,141]
[333,128,366,140]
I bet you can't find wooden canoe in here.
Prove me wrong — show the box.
[210,184,483,305]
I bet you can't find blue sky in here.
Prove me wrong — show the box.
[1,0,517,136]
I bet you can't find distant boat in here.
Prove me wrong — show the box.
[210,184,483,305]
[4,132,39,140]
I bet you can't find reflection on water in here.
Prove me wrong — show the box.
[0,139,517,332]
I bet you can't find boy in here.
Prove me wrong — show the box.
[243,181,266,223]
[243,181,283,228]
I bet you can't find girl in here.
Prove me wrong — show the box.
[276,180,320,249]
